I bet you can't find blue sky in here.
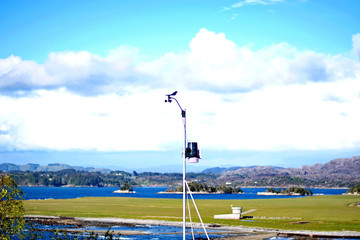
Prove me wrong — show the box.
[1,0,360,172]
[2,0,359,61]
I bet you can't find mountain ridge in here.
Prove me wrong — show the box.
[0,163,112,173]
[1,156,359,183]
[218,156,360,183]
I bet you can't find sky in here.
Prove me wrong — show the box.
[1,0,360,172]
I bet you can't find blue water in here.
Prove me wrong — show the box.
[31,222,226,240]
[20,186,347,200]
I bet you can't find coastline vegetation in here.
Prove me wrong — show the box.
[346,184,360,194]
[5,169,359,188]
[119,182,133,191]
[265,187,312,195]
[165,182,243,194]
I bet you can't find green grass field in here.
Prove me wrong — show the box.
[24,195,360,232]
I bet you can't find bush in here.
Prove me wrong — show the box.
[0,174,26,239]
[120,182,133,191]
[165,182,242,194]
[265,187,312,195]
[347,184,360,194]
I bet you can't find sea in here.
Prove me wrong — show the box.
[20,186,347,200]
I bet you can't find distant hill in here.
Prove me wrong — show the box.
[201,167,240,174]
[218,156,360,182]
[202,166,283,174]
[1,156,359,188]
[0,163,111,173]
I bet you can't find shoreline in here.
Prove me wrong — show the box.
[19,185,350,189]
[113,189,136,193]
[158,191,244,194]
[25,215,360,239]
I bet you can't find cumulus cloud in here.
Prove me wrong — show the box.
[1,29,360,152]
[139,29,360,91]
[0,55,56,90]
[0,46,143,95]
[2,29,359,95]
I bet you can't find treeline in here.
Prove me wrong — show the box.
[4,169,359,188]
[266,187,312,195]
[8,169,132,187]
[6,169,217,187]
[346,184,360,194]
[166,182,243,194]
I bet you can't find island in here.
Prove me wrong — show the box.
[160,182,243,194]
[258,187,312,196]
[344,184,360,195]
[113,182,136,193]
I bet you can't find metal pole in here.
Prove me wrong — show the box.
[165,92,208,240]
[185,181,210,240]
[164,92,188,240]
[182,109,186,240]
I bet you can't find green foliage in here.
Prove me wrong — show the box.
[347,184,360,194]
[0,174,123,239]
[266,188,278,193]
[9,170,105,187]
[284,187,312,195]
[7,168,360,188]
[0,174,25,239]
[166,182,243,194]
[265,187,312,195]
[215,185,243,194]
[8,170,219,187]
[120,182,133,191]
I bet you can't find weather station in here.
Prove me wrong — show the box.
[165,91,209,240]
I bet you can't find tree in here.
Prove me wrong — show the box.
[266,188,279,193]
[120,182,133,191]
[347,184,360,194]
[0,174,26,239]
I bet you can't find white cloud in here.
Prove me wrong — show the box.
[232,0,283,8]
[0,88,177,151]
[0,55,57,89]
[2,80,359,152]
[140,29,360,91]
[194,81,360,151]
[3,29,359,94]
[352,33,360,60]
[0,29,360,152]
[0,46,142,94]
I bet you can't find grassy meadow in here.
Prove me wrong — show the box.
[24,195,360,232]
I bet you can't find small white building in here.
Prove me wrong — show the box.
[214,206,242,219]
